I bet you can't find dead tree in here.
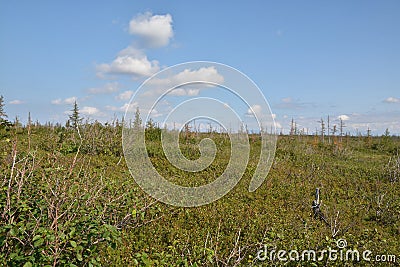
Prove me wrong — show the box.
[327,115,330,144]
[312,188,329,226]
[290,118,295,136]
[317,118,325,143]
[339,118,346,143]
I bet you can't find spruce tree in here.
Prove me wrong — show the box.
[133,107,142,130]
[69,101,82,128]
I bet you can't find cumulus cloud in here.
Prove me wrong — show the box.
[88,82,119,94]
[169,88,200,96]
[65,97,78,105]
[105,105,120,112]
[145,67,224,96]
[150,108,163,118]
[337,114,350,121]
[51,99,62,105]
[120,103,135,112]
[80,106,101,116]
[95,13,174,79]
[246,104,263,116]
[9,100,24,105]
[106,102,139,113]
[129,12,173,48]
[383,97,400,103]
[173,67,224,85]
[51,96,77,105]
[96,46,160,78]
[116,90,134,101]
[149,66,224,86]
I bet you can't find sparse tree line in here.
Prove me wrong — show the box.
[0,95,398,143]
[287,115,395,140]
[2,94,397,158]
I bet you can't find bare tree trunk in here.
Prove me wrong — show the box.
[318,118,325,144]
[327,115,330,144]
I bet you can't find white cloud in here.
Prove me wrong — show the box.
[337,115,350,121]
[88,82,119,94]
[383,96,400,103]
[169,88,200,96]
[129,12,173,48]
[150,108,163,118]
[64,97,77,105]
[173,67,224,85]
[120,102,139,112]
[149,67,224,87]
[105,105,119,111]
[246,104,263,116]
[116,90,134,101]
[96,46,159,78]
[107,102,139,113]
[145,67,224,97]
[51,96,77,105]
[95,13,173,79]
[81,106,101,116]
[51,99,62,105]
[9,100,24,105]
[338,111,400,135]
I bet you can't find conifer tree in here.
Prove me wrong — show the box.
[133,107,142,130]
[69,101,82,128]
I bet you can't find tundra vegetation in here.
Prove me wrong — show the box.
[0,103,399,266]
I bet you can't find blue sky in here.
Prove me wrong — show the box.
[1,1,399,135]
